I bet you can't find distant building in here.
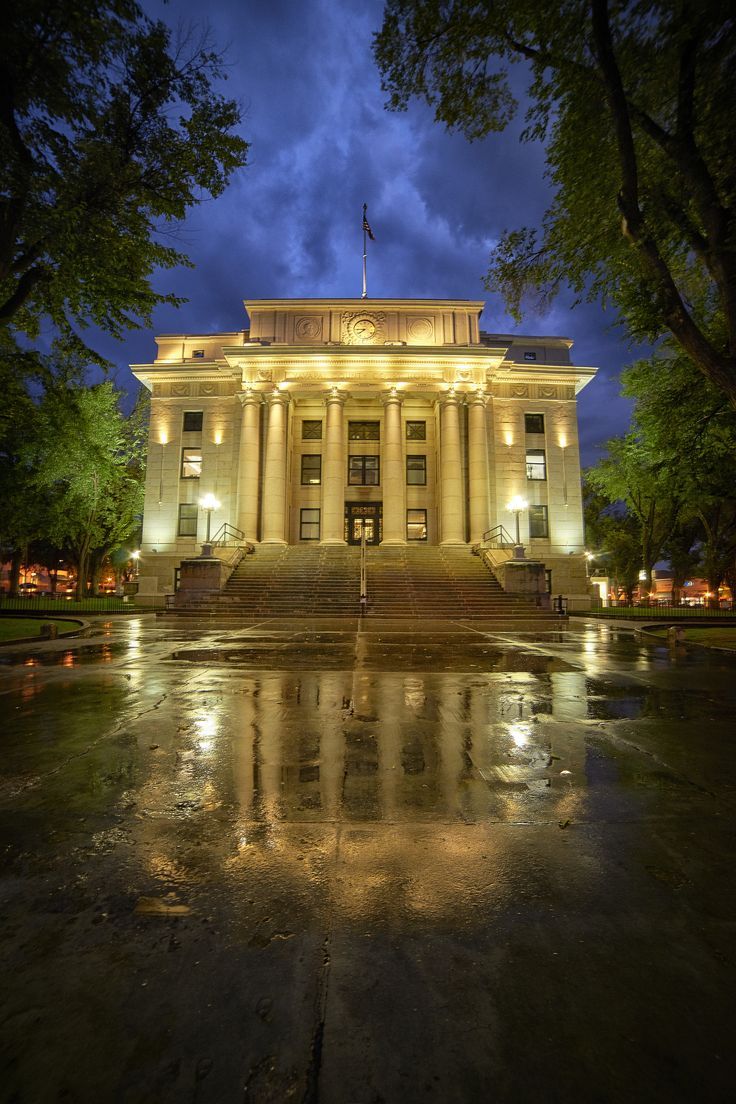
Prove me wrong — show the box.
[130,298,596,600]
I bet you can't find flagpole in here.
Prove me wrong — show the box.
[362,203,367,298]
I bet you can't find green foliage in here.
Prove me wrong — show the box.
[1,0,248,360]
[375,1,736,404]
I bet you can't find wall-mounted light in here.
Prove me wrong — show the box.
[504,430,514,447]
[214,430,223,446]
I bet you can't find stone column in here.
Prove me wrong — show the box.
[320,389,346,544]
[261,392,289,544]
[236,389,262,543]
[439,392,465,544]
[468,391,490,543]
[381,390,406,544]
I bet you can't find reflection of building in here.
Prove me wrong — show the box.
[131,298,596,597]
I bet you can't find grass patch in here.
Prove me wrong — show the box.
[0,618,81,642]
[649,627,736,650]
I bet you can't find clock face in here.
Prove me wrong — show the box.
[352,317,376,340]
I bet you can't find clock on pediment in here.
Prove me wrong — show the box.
[342,311,386,345]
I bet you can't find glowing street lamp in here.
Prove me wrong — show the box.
[198,494,220,553]
[506,495,529,547]
[131,549,141,577]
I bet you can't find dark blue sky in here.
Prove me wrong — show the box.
[105,0,642,465]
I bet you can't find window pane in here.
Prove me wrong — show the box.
[529,504,549,538]
[302,420,322,440]
[406,420,426,440]
[300,508,320,540]
[348,455,380,485]
[523,350,537,361]
[407,509,427,541]
[406,455,427,485]
[525,413,544,435]
[183,411,203,432]
[526,449,546,480]
[177,503,198,537]
[301,454,322,485]
[181,448,202,479]
[348,421,380,441]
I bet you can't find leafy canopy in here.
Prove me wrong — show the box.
[375,1,736,405]
[1,0,248,359]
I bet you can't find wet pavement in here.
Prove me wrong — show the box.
[1,615,735,1103]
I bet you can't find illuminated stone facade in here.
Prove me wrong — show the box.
[131,298,596,597]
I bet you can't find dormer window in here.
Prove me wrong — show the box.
[192,349,205,358]
[523,350,537,361]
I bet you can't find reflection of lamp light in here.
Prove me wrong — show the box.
[198,494,220,557]
[506,495,529,546]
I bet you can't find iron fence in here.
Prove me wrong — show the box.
[0,595,160,614]
[580,600,735,619]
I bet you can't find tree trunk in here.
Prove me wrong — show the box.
[8,550,22,598]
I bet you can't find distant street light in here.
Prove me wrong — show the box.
[506,495,529,547]
[198,494,221,556]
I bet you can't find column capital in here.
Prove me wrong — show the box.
[437,389,464,410]
[381,388,403,407]
[237,388,263,408]
[266,390,290,408]
[468,389,488,407]
[325,388,346,408]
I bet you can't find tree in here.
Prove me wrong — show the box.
[29,380,147,598]
[583,476,641,602]
[585,435,683,593]
[375,1,736,406]
[1,0,247,358]
[622,347,736,605]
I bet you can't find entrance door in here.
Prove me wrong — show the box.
[345,503,382,545]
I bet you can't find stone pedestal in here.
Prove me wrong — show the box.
[173,557,227,606]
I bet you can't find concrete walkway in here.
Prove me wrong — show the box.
[0,615,734,1103]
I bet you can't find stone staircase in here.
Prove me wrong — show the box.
[170,544,563,625]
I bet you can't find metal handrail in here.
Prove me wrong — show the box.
[359,525,367,611]
[211,522,246,547]
[480,524,516,548]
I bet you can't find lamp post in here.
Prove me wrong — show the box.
[506,495,529,551]
[198,493,220,558]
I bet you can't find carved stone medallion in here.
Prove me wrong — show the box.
[295,315,322,340]
[171,383,190,396]
[407,316,434,341]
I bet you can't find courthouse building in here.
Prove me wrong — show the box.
[131,298,596,599]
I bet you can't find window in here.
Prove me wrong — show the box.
[406,420,426,440]
[407,509,428,541]
[406,455,427,485]
[348,421,380,441]
[302,420,322,440]
[523,350,537,361]
[529,504,549,538]
[177,503,198,537]
[526,449,546,481]
[192,349,205,359]
[183,411,203,432]
[301,454,322,485]
[348,455,380,485]
[181,448,202,479]
[300,508,320,540]
[525,413,544,435]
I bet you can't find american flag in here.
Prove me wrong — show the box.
[362,204,376,241]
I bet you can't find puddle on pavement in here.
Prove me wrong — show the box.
[0,642,129,667]
[169,643,575,672]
